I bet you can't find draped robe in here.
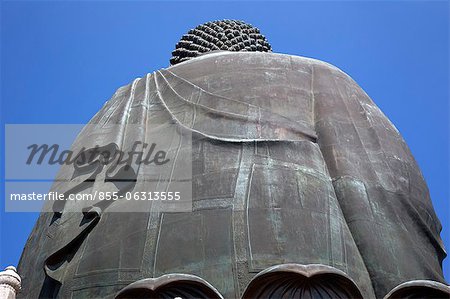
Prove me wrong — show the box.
[18,52,447,299]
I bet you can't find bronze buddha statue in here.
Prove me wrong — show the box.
[18,20,449,299]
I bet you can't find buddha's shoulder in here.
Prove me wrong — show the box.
[166,51,350,79]
[98,52,358,112]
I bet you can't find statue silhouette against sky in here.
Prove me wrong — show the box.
[18,20,449,299]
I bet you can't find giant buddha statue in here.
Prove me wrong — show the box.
[17,20,449,299]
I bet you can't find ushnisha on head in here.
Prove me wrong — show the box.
[170,19,272,65]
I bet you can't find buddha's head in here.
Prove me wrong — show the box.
[170,20,272,65]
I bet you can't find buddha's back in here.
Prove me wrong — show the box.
[18,21,448,299]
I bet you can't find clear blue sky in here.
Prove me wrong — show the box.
[1,0,449,281]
